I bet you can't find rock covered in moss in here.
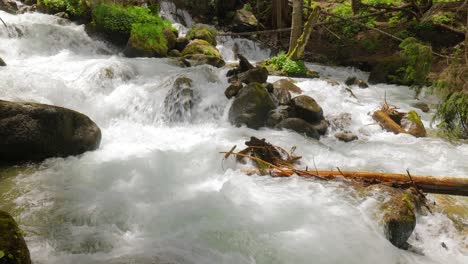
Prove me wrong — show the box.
[275,118,320,140]
[123,23,175,58]
[182,39,225,67]
[0,210,31,264]
[231,9,258,32]
[0,100,101,162]
[291,95,324,123]
[228,83,275,129]
[186,24,217,46]
[0,57,5,67]
[401,110,427,137]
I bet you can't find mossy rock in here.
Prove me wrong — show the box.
[0,0,19,14]
[401,110,427,137]
[0,210,31,264]
[123,23,170,58]
[186,24,218,46]
[228,82,275,129]
[163,28,177,51]
[0,100,101,162]
[182,39,225,67]
[0,57,5,67]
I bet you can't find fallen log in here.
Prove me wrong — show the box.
[242,169,468,196]
[372,110,407,134]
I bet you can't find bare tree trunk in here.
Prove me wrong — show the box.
[287,6,320,60]
[288,0,303,54]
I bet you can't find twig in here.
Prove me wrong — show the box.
[220,151,290,175]
[0,16,7,28]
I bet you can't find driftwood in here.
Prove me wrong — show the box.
[222,137,468,197]
[373,110,407,135]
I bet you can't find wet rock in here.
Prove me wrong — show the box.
[411,102,430,113]
[182,39,225,68]
[328,113,352,131]
[324,78,340,86]
[168,49,181,57]
[275,118,320,140]
[262,82,274,93]
[175,37,189,52]
[169,57,191,68]
[54,11,69,19]
[228,83,275,129]
[0,100,101,162]
[273,79,302,94]
[345,76,368,88]
[0,210,31,264]
[124,27,171,58]
[266,105,293,127]
[291,95,324,123]
[0,0,18,14]
[164,77,197,122]
[186,24,217,46]
[18,4,37,14]
[238,53,255,73]
[272,87,292,105]
[229,66,268,84]
[224,81,243,99]
[401,110,427,137]
[335,132,358,142]
[0,57,5,67]
[310,119,329,136]
[231,9,258,32]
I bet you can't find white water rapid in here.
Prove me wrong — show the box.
[0,10,467,264]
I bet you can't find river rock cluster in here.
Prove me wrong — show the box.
[225,54,328,140]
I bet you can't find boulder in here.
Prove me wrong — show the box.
[168,49,181,57]
[401,110,427,137]
[291,95,324,123]
[275,118,320,140]
[228,83,275,129]
[0,57,5,67]
[229,66,268,84]
[411,102,430,113]
[164,77,197,122]
[273,79,302,94]
[123,25,172,58]
[238,54,255,72]
[231,9,258,32]
[175,37,189,51]
[345,76,368,88]
[266,105,293,127]
[0,210,31,264]
[310,119,329,136]
[0,100,101,162]
[272,87,292,105]
[182,39,225,68]
[186,24,217,46]
[335,132,358,142]
[0,0,18,14]
[225,81,243,99]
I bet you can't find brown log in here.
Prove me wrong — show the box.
[243,169,468,196]
[372,110,407,134]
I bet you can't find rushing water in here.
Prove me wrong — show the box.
[0,10,467,264]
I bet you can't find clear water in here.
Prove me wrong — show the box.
[0,10,467,264]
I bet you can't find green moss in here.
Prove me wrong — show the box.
[128,23,169,57]
[186,24,218,46]
[37,0,87,17]
[407,110,423,126]
[91,3,173,44]
[182,39,221,58]
[0,211,31,264]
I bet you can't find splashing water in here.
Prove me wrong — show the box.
[0,10,467,264]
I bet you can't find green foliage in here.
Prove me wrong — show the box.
[398,37,432,88]
[37,0,86,17]
[186,24,218,46]
[129,23,169,56]
[435,92,468,139]
[243,3,253,12]
[362,0,402,5]
[266,52,308,76]
[431,12,454,25]
[92,4,173,42]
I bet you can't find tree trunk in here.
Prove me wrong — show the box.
[287,6,320,60]
[288,0,303,54]
[243,169,468,196]
[351,0,361,15]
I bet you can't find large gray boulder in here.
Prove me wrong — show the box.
[229,66,269,84]
[0,210,31,264]
[0,100,101,162]
[228,83,275,129]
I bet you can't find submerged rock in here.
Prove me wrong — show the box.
[228,83,275,129]
[291,95,324,123]
[0,210,31,264]
[0,100,101,162]
[275,118,320,140]
[310,119,329,136]
[0,57,5,67]
[164,77,197,122]
[273,79,302,94]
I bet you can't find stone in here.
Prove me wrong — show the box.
[228,83,275,129]
[182,39,225,68]
[310,119,329,135]
[0,210,31,264]
[328,113,352,131]
[168,49,181,57]
[412,102,430,113]
[231,9,258,32]
[335,132,358,142]
[291,95,324,123]
[0,57,5,67]
[345,76,369,88]
[225,81,243,99]
[229,66,268,84]
[272,87,292,105]
[237,53,254,73]
[0,100,101,162]
[186,24,217,46]
[275,118,320,140]
[272,79,302,94]
[0,0,18,14]
[175,37,189,51]
[401,110,427,138]
[266,105,293,127]
[184,54,225,68]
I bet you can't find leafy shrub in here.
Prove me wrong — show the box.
[266,52,308,76]
[431,12,454,25]
[37,0,86,17]
[398,37,432,88]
